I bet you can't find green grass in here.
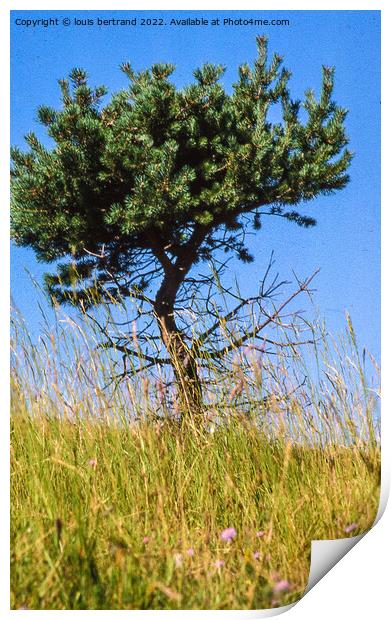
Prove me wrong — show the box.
[10,300,380,610]
[11,413,380,610]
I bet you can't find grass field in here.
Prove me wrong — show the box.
[10,302,380,610]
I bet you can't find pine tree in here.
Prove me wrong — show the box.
[11,37,352,413]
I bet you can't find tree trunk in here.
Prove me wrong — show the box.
[151,225,209,417]
[155,286,203,417]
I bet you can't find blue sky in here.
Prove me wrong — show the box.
[10,10,380,360]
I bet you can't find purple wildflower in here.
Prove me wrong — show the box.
[221,527,237,542]
[142,536,150,544]
[253,551,261,560]
[344,523,358,534]
[186,548,195,556]
[273,580,290,593]
[256,530,265,538]
[214,560,225,568]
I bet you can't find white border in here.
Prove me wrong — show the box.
[2,2,389,618]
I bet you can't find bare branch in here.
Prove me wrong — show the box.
[206,270,320,360]
[99,340,171,366]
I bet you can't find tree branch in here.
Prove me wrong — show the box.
[206,269,320,359]
[99,340,171,366]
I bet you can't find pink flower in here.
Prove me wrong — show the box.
[221,527,237,542]
[88,458,97,468]
[273,580,290,593]
[214,560,225,568]
[174,553,183,567]
[186,548,195,556]
[142,536,150,544]
[344,523,358,534]
[253,551,261,560]
[156,379,166,402]
[256,530,265,538]
[229,380,244,401]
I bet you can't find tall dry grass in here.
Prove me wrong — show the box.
[10,290,380,609]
